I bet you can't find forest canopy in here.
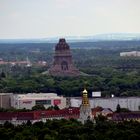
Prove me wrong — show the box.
[0,41,140,97]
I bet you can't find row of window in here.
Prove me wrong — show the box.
[36,100,51,105]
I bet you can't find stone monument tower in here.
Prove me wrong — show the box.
[79,88,92,124]
[49,38,80,76]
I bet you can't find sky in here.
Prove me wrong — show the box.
[0,0,140,39]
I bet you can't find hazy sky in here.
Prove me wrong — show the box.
[0,0,140,39]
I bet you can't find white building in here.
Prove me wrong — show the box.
[70,97,140,111]
[11,93,66,110]
[120,51,140,57]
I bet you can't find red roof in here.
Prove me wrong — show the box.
[92,106,103,112]
[0,112,34,120]
[0,108,80,121]
[112,112,140,121]
[33,107,80,119]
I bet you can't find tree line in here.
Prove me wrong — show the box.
[0,117,140,140]
[0,67,139,97]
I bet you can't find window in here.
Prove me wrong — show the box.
[36,100,51,105]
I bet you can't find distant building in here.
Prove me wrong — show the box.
[10,61,30,66]
[101,108,113,116]
[70,97,140,111]
[11,93,66,110]
[49,38,80,76]
[0,57,32,67]
[112,112,140,122]
[0,108,140,125]
[92,106,103,117]
[92,106,113,117]
[0,107,79,125]
[0,93,13,109]
[37,61,47,67]
[120,51,140,57]
[92,91,101,97]
[0,58,8,65]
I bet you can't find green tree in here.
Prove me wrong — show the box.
[116,104,121,113]
[32,104,45,111]
[54,105,60,110]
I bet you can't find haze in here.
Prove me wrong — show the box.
[0,0,140,39]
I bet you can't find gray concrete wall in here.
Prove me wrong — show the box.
[70,97,140,111]
[0,93,13,109]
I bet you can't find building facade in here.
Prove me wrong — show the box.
[11,93,66,110]
[120,51,140,57]
[0,108,79,125]
[0,93,13,109]
[70,97,140,111]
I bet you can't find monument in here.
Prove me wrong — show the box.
[49,38,80,76]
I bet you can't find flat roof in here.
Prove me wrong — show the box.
[0,93,13,95]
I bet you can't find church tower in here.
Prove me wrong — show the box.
[79,88,92,124]
[49,38,80,76]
